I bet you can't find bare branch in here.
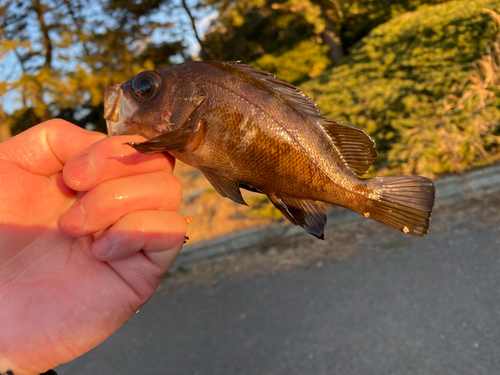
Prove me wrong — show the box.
[32,0,53,69]
[180,0,212,60]
[63,0,91,55]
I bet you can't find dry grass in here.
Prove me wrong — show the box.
[441,10,500,168]
[389,9,500,176]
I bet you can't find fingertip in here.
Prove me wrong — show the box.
[65,136,176,191]
[159,174,183,212]
[91,234,112,260]
[59,201,87,237]
[144,211,187,268]
[169,211,188,243]
[63,152,94,189]
[92,210,187,264]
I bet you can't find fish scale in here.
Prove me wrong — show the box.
[104,61,435,239]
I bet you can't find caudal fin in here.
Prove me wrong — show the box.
[364,176,435,236]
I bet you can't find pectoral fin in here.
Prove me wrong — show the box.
[127,129,192,155]
[202,169,247,206]
[267,193,326,239]
[128,91,207,155]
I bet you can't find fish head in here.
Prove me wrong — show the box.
[104,69,178,139]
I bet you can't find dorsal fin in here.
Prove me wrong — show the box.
[207,61,323,119]
[206,61,377,176]
[320,119,377,176]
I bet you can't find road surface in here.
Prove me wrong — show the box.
[57,192,500,375]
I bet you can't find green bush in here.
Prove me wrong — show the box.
[301,0,500,176]
[252,38,331,84]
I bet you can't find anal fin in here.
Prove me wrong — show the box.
[268,193,326,239]
[202,168,247,206]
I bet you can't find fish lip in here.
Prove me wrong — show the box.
[103,83,139,136]
[103,84,121,122]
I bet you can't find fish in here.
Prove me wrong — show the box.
[103,61,435,239]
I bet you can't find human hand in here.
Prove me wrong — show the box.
[0,120,186,374]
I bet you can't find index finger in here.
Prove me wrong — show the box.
[63,135,175,191]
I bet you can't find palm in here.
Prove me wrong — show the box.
[0,120,186,373]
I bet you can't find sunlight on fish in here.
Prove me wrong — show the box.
[103,61,435,239]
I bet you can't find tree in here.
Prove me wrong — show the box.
[0,104,11,142]
[203,0,334,84]
[202,0,454,84]
[301,0,500,175]
[0,0,187,135]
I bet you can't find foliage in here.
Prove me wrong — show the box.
[301,0,500,175]
[0,0,190,135]
[252,39,331,83]
[203,0,453,84]
[203,0,330,84]
[335,0,452,52]
[244,194,283,220]
[389,22,500,175]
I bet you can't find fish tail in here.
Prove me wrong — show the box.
[361,176,435,236]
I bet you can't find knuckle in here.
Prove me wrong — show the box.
[158,172,183,205]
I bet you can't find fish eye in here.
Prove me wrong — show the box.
[132,71,160,100]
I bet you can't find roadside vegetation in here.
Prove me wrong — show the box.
[301,0,500,176]
[2,0,500,221]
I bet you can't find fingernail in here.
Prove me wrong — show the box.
[92,234,112,259]
[63,202,87,232]
[67,153,94,185]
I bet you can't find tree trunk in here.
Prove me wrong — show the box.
[322,29,345,64]
[0,106,12,142]
[33,0,53,69]
[315,0,345,64]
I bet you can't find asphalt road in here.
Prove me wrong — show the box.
[57,193,500,375]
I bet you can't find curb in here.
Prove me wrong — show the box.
[172,163,500,268]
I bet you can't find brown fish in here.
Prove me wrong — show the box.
[104,61,435,239]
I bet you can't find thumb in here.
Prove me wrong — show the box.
[0,119,106,176]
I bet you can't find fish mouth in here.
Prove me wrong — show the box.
[103,84,139,136]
